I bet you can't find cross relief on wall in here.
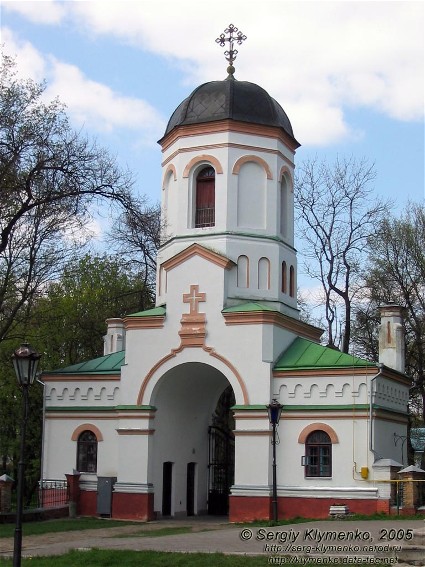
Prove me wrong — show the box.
[183,284,206,315]
[179,284,207,347]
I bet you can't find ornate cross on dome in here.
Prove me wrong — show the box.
[216,24,247,76]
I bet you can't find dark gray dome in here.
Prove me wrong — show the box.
[163,78,297,142]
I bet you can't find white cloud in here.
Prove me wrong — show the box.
[2,28,166,142]
[2,1,423,147]
[46,59,165,137]
[65,0,424,145]
[1,27,46,80]
[2,0,66,25]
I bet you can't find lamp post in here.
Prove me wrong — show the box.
[267,399,283,523]
[12,343,41,567]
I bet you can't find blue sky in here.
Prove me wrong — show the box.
[2,0,424,230]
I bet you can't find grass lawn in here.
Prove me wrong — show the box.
[0,517,139,539]
[0,550,273,566]
[1,512,423,540]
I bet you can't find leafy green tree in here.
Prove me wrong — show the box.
[1,253,151,492]
[31,253,151,369]
[352,203,425,465]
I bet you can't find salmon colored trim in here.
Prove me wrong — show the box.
[232,155,273,180]
[137,344,249,405]
[298,423,339,444]
[374,412,409,424]
[204,345,249,404]
[123,316,165,330]
[182,155,223,177]
[223,311,323,342]
[162,164,177,188]
[47,412,155,420]
[277,412,369,420]
[162,243,235,272]
[279,165,294,192]
[162,143,294,170]
[159,120,300,152]
[71,423,103,441]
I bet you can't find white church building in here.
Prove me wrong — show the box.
[42,31,410,521]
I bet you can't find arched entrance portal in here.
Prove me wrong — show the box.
[208,386,235,515]
[150,362,235,518]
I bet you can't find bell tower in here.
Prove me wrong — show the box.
[156,25,300,318]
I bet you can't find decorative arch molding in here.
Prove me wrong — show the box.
[232,155,273,180]
[279,165,293,190]
[182,155,223,178]
[297,423,339,444]
[71,423,104,442]
[137,344,249,406]
[162,164,177,188]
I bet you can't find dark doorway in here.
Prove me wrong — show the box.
[186,462,196,516]
[208,386,235,515]
[162,461,173,516]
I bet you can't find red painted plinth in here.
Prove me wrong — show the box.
[112,492,155,521]
[230,496,389,522]
[229,496,271,522]
[281,497,379,519]
[79,490,97,516]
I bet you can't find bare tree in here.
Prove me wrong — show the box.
[0,54,136,256]
[0,53,140,342]
[108,203,162,311]
[295,156,389,352]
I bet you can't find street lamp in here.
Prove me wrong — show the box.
[267,398,283,523]
[12,343,41,567]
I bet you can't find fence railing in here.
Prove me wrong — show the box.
[1,478,69,514]
[37,479,69,509]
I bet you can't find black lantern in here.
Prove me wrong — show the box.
[12,343,41,387]
[267,399,283,426]
[11,343,41,567]
[267,398,283,523]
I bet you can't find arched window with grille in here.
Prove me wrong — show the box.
[195,166,215,227]
[77,430,98,473]
[304,430,332,477]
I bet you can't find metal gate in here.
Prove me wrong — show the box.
[207,425,235,515]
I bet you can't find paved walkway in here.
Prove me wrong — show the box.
[0,517,424,564]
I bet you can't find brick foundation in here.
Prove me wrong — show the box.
[230,495,386,522]
[229,496,271,522]
[112,492,155,521]
[79,490,97,516]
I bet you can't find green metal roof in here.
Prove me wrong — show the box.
[222,301,277,313]
[274,337,375,371]
[45,350,125,375]
[126,306,166,317]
